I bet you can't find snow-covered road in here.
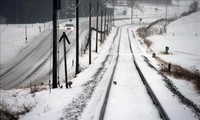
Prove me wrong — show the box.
[0,30,54,89]
[0,19,92,89]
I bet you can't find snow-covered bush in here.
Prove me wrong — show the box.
[181,1,199,17]
[0,100,33,120]
[0,89,37,120]
[189,1,199,12]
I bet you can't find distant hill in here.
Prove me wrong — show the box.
[139,0,172,4]
[0,0,53,24]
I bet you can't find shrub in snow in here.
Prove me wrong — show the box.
[30,83,47,94]
[181,1,199,17]
[0,100,34,120]
[189,1,199,12]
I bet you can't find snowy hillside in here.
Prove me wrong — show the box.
[148,11,200,70]
[0,23,49,68]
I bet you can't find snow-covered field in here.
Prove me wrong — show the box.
[148,11,200,70]
[0,23,50,68]
[0,1,200,120]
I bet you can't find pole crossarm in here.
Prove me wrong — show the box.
[91,27,108,34]
[59,32,71,44]
[59,32,71,89]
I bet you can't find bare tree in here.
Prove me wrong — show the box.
[189,1,199,12]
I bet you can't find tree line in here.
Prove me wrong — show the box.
[0,0,103,24]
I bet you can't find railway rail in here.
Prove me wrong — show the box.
[99,25,170,120]
[61,23,199,120]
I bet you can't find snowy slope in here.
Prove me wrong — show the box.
[0,23,49,68]
[148,11,200,70]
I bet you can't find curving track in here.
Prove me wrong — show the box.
[98,25,169,120]
[60,23,198,120]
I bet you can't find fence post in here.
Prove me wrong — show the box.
[152,53,156,58]
[168,63,171,73]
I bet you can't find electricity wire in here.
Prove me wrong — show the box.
[66,0,81,11]
[81,0,86,17]
[88,7,94,17]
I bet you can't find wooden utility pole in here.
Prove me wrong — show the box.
[75,0,80,76]
[131,1,133,24]
[52,0,58,88]
[89,1,92,64]
[110,10,111,31]
[25,26,27,43]
[108,10,111,34]
[107,11,109,35]
[112,0,115,26]
[104,8,107,39]
[165,0,168,20]
[96,2,99,53]
[100,9,103,43]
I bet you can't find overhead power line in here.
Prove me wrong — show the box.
[66,0,81,10]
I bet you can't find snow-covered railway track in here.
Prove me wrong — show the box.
[60,26,122,120]
[99,25,170,120]
[127,26,170,120]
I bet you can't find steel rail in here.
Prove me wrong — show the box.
[99,26,122,120]
[98,25,170,120]
[127,26,170,120]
